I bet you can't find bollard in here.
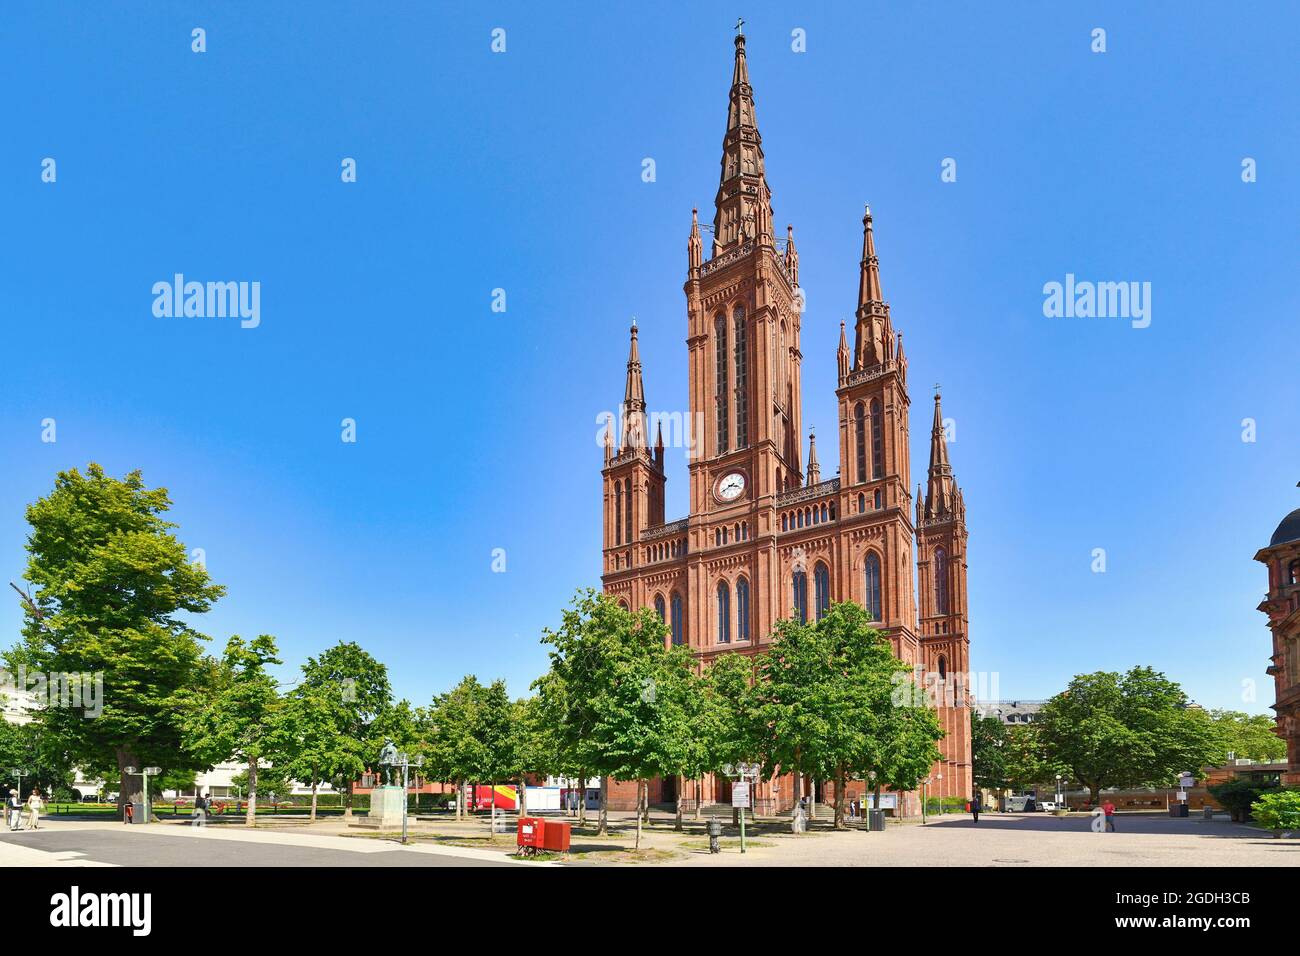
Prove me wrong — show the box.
[707,819,722,854]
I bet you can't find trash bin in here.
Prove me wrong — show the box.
[1202,806,1214,820]
[707,819,722,854]
[869,809,886,831]
[1168,804,1188,818]
[130,802,146,824]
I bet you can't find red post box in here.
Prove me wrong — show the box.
[540,819,571,853]
[517,816,544,850]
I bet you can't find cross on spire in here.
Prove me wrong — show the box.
[735,17,744,35]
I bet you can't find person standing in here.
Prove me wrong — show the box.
[25,789,43,830]
[971,794,982,823]
[1102,799,1116,832]
[6,790,20,830]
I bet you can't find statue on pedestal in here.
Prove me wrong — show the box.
[378,738,400,787]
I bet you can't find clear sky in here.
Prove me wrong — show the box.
[2,2,1296,714]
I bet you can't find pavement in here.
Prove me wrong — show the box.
[2,810,1295,867]
[0,818,529,867]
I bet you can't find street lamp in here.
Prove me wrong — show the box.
[935,773,944,815]
[399,752,424,845]
[1055,773,1063,808]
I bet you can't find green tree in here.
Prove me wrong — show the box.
[695,652,757,827]
[751,602,936,830]
[424,675,491,821]
[296,642,392,818]
[1207,710,1288,764]
[537,590,630,835]
[9,465,225,813]
[279,688,348,821]
[181,634,286,825]
[1038,667,1220,804]
[971,711,1009,794]
[1002,723,1058,792]
[0,719,74,798]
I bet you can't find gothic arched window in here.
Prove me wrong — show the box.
[864,552,882,622]
[858,492,865,514]
[792,570,808,624]
[737,576,750,641]
[614,482,623,545]
[934,548,949,616]
[854,403,867,483]
[654,593,666,623]
[717,580,731,644]
[715,315,729,455]
[624,477,633,544]
[870,399,883,480]
[733,307,748,447]
[814,562,831,621]
[670,592,684,646]
[937,655,948,680]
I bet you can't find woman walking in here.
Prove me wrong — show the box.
[25,788,43,830]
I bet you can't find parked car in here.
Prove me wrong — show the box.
[1039,800,1057,812]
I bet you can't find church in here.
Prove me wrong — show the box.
[600,29,973,813]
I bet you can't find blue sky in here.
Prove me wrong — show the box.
[2,2,1296,714]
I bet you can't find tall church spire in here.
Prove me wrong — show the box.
[924,391,957,519]
[713,27,773,251]
[853,205,893,371]
[806,428,820,484]
[621,320,647,451]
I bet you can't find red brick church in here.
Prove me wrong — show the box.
[599,29,973,813]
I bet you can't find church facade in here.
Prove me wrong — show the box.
[600,30,973,812]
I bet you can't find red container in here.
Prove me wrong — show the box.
[540,819,571,853]
[517,816,544,848]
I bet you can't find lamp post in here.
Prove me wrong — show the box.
[1055,773,1063,809]
[935,773,944,815]
[400,753,424,846]
[123,766,162,823]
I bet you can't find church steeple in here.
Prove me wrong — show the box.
[713,25,774,251]
[853,205,894,371]
[924,391,959,520]
[806,429,820,485]
[621,320,647,452]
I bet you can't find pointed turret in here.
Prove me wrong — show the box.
[604,418,614,464]
[785,224,799,285]
[688,207,703,275]
[924,391,957,519]
[806,429,820,485]
[713,27,774,251]
[620,320,647,452]
[837,320,850,385]
[654,420,665,470]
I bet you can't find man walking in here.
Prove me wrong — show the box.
[1102,798,1117,832]
[192,791,208,827]
[970,794,982,823]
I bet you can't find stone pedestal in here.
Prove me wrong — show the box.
[356,786,406,829]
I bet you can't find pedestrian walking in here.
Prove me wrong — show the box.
[1102,799,1116,832]
[193,791,208,827]
[6,790,20,830]
[971,794,982,823]
[25,789,43,830]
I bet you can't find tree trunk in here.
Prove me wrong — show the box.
[694,779,702,821]
[343,779,354,820]
[874,784,883,823]
[245,760,258,826]
[810,777,817,821]
[310,782,318,822]
[597,776,609,836]
[1089,783,1100,806]
[115,746,141,819]
[455,779,463,821]
[577,770,587,825]
[675,778,684,832]
[833,765,847,830]
[519,777,528,816]
[635,780,644,850]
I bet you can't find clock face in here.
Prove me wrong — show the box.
[717,472,746,501]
